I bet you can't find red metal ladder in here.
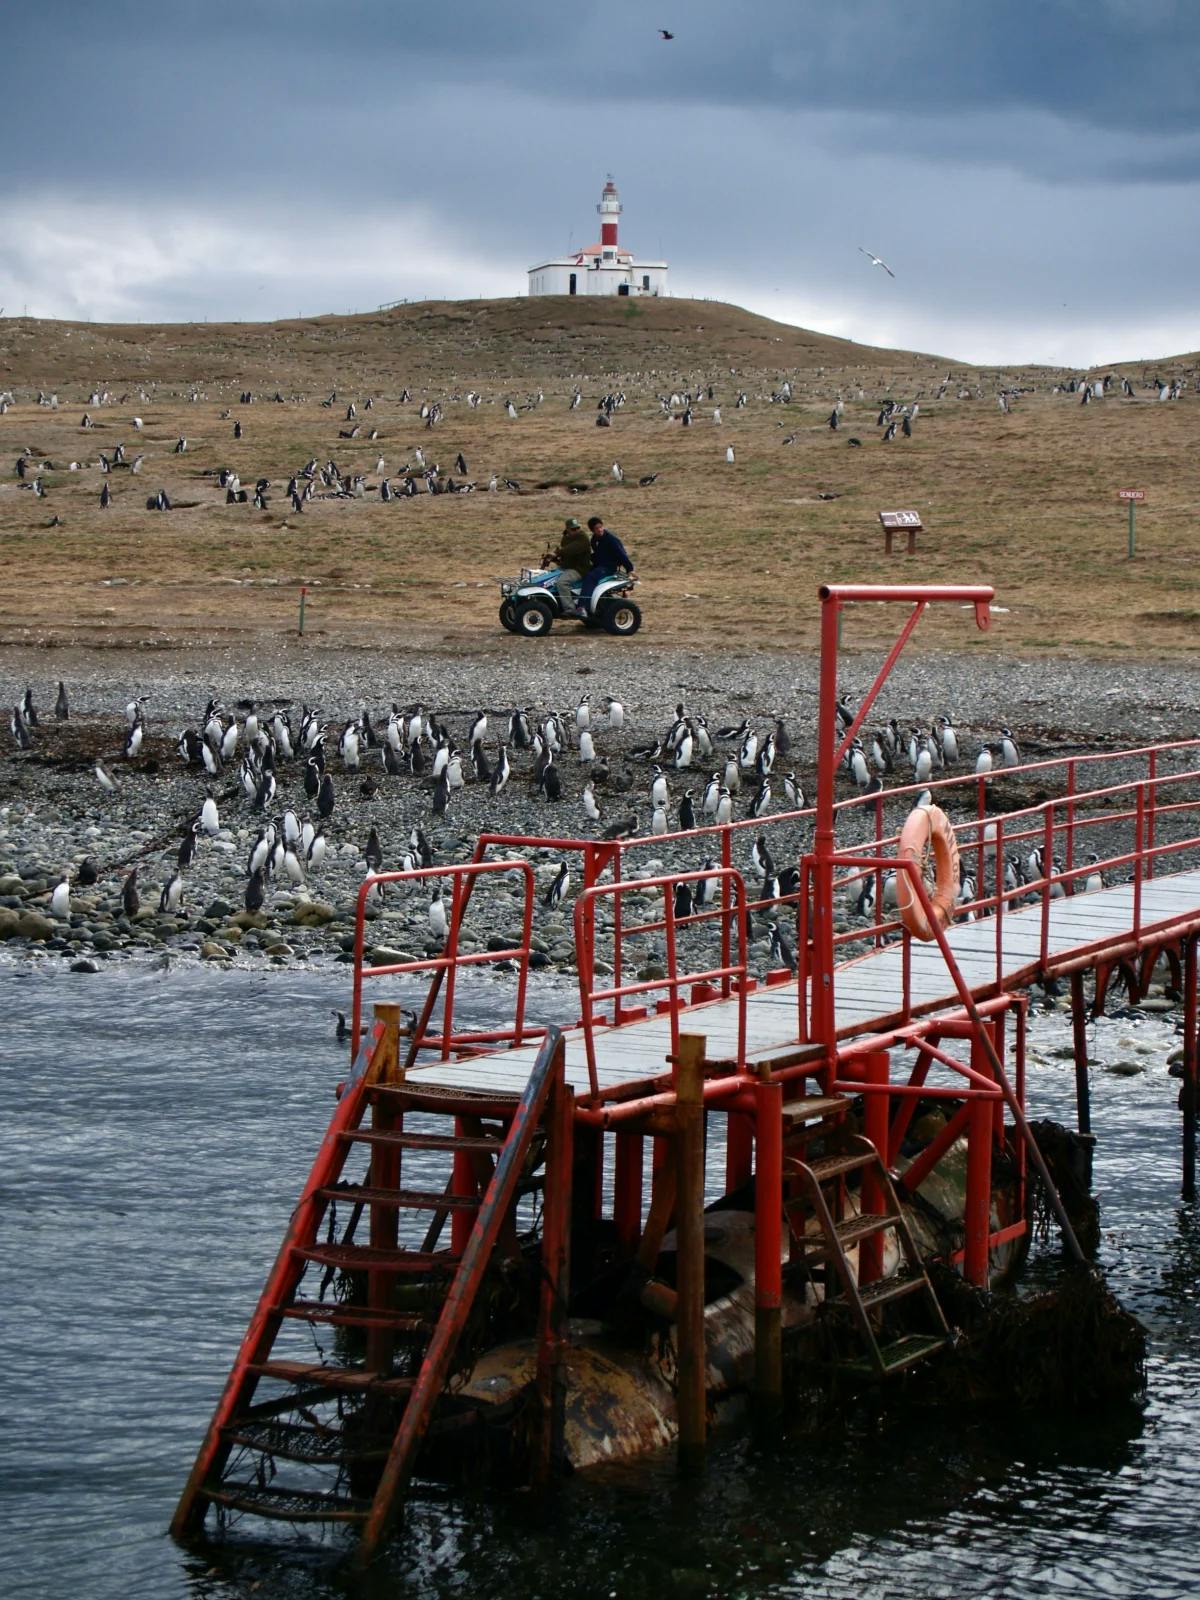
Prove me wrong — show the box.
[171,1016,570,1569]
[785,1131,950,1378]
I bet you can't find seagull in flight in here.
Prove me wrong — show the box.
[659,28,675,40]
[858,246,895,278]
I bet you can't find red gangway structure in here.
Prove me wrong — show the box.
[174,584,1200,1569]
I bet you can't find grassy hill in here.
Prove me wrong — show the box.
[0,297,1196,659]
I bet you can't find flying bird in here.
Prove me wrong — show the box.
[659,29,675,40]
[858,246,895,278]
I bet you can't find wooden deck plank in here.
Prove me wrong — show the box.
[407,867,1200,1097]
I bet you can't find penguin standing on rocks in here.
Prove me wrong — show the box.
[51,876,70,920]
[121,868,140,918]
[544,862,570,909]
[55,681,69,720]
[317,773,335,819]
[245,867,266,912]
[364,827,383,871]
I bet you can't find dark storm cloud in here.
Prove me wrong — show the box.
[3,1,1199,361]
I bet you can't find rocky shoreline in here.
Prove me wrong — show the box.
[2,642,1198,983]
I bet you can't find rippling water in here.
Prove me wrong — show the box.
[2,962,1197,1599]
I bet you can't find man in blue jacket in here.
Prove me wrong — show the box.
[579,515,635,608]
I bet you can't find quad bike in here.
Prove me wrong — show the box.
[498,563,642,637]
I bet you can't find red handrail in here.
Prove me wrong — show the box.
[572,867,749,1102]
[350,858,536,1057]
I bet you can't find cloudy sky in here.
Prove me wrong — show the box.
[3,0,1198,365]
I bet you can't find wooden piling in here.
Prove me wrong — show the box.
[675,1033,707,1471]
[1184,938,1197,1202]
[1070,972,1092,1138]
[533,1072,574,1490]
[753,1079,783,1424]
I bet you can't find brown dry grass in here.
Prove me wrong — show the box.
[1,296,1197,659]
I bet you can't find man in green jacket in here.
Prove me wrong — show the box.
[548,517,592,612]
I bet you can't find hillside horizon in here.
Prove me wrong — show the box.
[2,296,1195,391]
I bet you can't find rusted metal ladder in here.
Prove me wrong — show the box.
[785,1131,950,1378]
[171,1013,571,1569]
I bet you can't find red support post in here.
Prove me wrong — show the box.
[964,1032,994,1288]
[613,1131,644,1252]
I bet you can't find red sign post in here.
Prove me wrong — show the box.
[1118,489,1145,559]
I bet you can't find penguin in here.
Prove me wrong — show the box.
[1083,854,1104,894]
[432,771,451,816]
[679,790,696,830]
[253,768,276,810]
[21,686,38,727]
[121,868,140,918]
[975,746,994,778]
[674,728,693,769]
[694,860,719,908]
[78,856,98,886]
[303,756,321,799]
[582,781,601,822]
[575,695,591,732]
[747,780,770,819]
[606,698,624,731]
[471,740,492,783]
[283,846,305,885]
[782,771,803,808]
[490,744,510,796]
[200,795,220,837]
[695,717,714,760]
[429,887,448,942]
[339,721,360,771]
[55,681,69,720]
[715,787,733,825]
[651,803,668,835]
[94,760,116,792]
[178,819,200,868]
[509,708,532,749]
[220,721,239,762]
[446,749,464,790]
[751,836,775,879]
[579,728,595,764]
[999,727,1020,767]
[364,827,383,871]
[245,867,266,912]
[50,876,70,920]
[306,826,327,869]
[600,812,639,840]
[331,1009,349,1043]
[702,773,721,815]
[738,729,759,770]
[673,880,694,920]
[544,862,570,909]
[756,732,776,775]
[650,766,669,808]
[538,761,562,801]
[317,773,335,819]
[468,711,488,747]
[412,826,434,867]
[159,873,185,915]
[769,923,797,974]
[10,706,31,748]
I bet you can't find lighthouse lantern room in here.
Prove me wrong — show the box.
[528,178,669,298]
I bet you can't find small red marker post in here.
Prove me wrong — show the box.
[298,584,307,635]
[1118,488,1145,559]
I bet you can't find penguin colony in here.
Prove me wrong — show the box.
[5,676,1114,970]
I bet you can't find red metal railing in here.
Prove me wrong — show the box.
[350,858,537,1057]
[572,866,750,1101]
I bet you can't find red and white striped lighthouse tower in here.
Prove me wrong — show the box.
[597,177,622,251]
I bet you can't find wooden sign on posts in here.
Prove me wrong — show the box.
[879,509,922,556]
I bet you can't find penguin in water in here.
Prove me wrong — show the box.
[331,1010,349,1043]
[544,862,570,909]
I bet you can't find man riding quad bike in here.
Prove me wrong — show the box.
[498,517,642,636]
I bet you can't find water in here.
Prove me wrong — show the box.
[2,962,1198,1599]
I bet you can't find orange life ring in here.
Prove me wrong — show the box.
[896,804,960,941]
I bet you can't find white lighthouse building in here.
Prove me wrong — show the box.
[528,178,669,298]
